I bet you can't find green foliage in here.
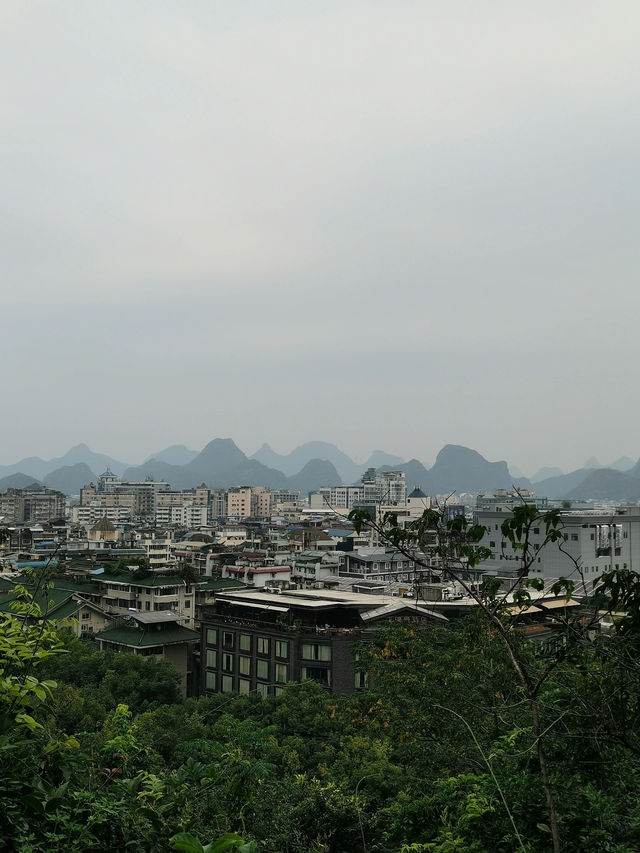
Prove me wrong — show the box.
[171,831,257,852]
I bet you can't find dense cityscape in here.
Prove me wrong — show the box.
[2,437,640,850]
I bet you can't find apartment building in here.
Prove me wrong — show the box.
[226,487,271,519]
[139,534,176,568]
[309,485,364,511]
[94,568,198,625]
[72,498,136,524]
[155,495,209,527]
[81,472,170,520]
[0,487,66,523]
[361,469,407,504]
[310,471,407,511]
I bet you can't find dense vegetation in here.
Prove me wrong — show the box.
[2,504,640,851]
[2,596,640,852]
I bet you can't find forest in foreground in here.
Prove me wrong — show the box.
[2,587,640,853]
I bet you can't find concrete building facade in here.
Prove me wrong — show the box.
[475,506,640,580]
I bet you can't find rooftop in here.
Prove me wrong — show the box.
[126,611,181,625]
[95,622,199,647]
[215,588,416,610]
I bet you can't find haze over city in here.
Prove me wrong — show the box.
[2,1,639,472]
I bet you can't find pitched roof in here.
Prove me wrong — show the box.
[90,517,116,533]
[95,623,199,647]
[96,571,189,587]
[408,487,428,498]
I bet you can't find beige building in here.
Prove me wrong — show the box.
[226,486,271,519]
[95,569,197,626]
[87,517,120,543]
[139,535,176,568]
[155,489,213,527]
[79,487,138,520]
[227,487,252,518]
[81,478,171,520]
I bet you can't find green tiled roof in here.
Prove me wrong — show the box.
[0,587,85,623]
[0,587,72,613]
[95,624,199,647]
[54,577,100,592]
[96,571,192,587]
[198,578,247,591]
[46,599,83,621]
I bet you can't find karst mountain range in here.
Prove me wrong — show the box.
[1,440,639,501]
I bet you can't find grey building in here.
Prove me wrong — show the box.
[475,506,640,580]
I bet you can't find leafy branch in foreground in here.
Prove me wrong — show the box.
[349,499,609,853]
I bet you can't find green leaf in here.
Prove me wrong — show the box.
[15,713,43,731]
[537,823,551,833]
[205,835,247,853]
[170,833,205,853]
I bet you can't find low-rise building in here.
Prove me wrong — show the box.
[95,611,199,695]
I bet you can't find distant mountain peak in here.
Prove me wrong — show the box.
[583,457,601,469]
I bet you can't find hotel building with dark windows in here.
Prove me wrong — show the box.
[198,588,447,697]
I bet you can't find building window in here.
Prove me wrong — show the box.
[354,671,369,689]
[275,663,288,683]
[240,634,251,651]
[238,679,251,694]
[301,667,332,687]
[223,632,234,649]
[205,671,216,691]
[275,640,288,658]
[571,534,579,541]
[81,611,90,619]
[256,660,269,680]
[239,656,251,676]
[256,682,269,697]
[302,643,331,662]
[221,675,233,693]
[222,653,233,672]
[206,628,218,645]
[206,649,217,669]
[257,637,269,655]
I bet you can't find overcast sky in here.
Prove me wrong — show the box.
[2,1,639,475]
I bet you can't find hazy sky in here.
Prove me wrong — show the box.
[2,1,639,475]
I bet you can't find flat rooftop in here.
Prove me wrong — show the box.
[214,588,403,610]
[125,611,181,625]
